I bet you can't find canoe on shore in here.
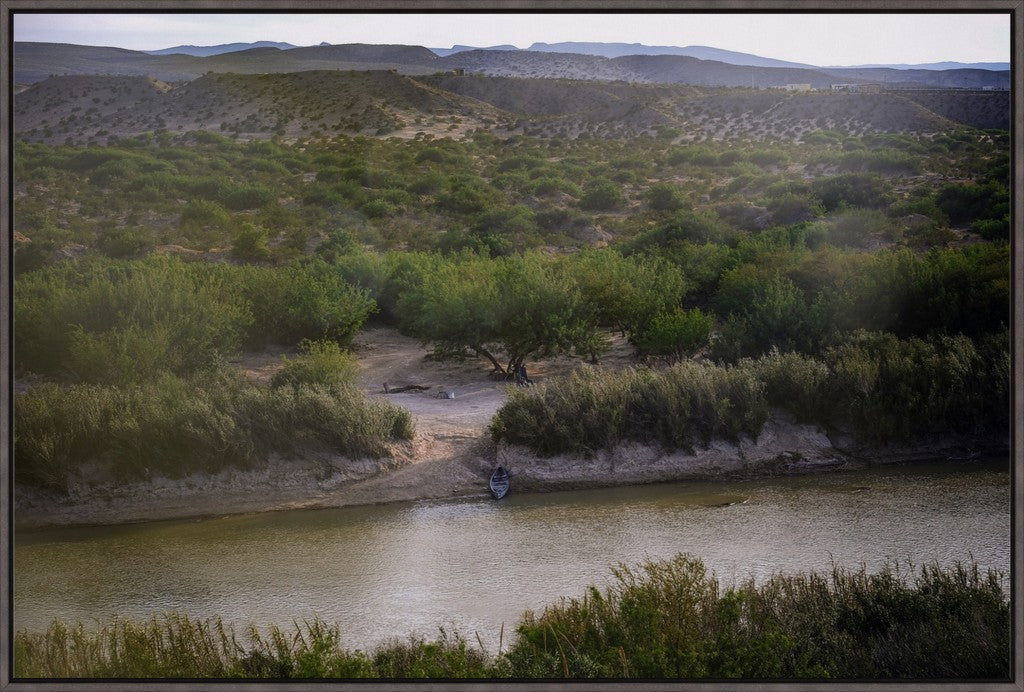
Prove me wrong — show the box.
[489,466,510,500]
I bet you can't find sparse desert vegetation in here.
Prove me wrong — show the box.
[12,82,1010,496]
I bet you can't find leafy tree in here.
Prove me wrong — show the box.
[569,249,690,340]
[764,192,824,226]
[396,251,504,370]
[398,252,599,375]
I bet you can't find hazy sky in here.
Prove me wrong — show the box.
[13,11,1011,66]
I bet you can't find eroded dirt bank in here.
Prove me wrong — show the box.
[13,328,1007,529]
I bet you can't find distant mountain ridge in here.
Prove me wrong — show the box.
[145,41,298,56]
[831,61,1009,71]
[142,39,1009,72]
[526,42,816,69]
[13,41,1009,91]
[430,44,519,57]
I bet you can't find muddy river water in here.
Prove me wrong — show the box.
[14,457,1010,651]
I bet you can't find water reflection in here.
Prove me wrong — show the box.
[15,458,1010,650]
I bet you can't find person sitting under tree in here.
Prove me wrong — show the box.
[516,363,533,386]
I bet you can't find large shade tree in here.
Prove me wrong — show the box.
[397,251,600,376]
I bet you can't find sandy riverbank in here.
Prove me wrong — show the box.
[14,411,1004,530]
[13,328,1007,529]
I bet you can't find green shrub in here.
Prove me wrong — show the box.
[490,361,768,456]
[96,226,153,258]
[579,178,625,211]
[222,185,273,211]
[739,348,829,422]
[15,256,252,382]
[505,555,1009,679]
[823,330,1002,440]
[271,339,359,390]
[231,223,272,262]
[631,308,713,359]
[14,370,414,491]
[239,260,377,347]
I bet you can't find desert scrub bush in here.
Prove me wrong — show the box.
[237,259,377,348]
[837,148,921,175]
[271,339,359,390]
[231,223,273,262]
[738,348,829,423]
[822,330,1006,441]
[14,255,252,382]
[826,208,894,248]
[96,226,154,258]
[14,370,413,491]
[579,177,626,211]
[809,172,892,212]
[504,555,1008,679]
[489,361,768,457]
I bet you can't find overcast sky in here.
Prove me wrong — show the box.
[12,11,1011,66]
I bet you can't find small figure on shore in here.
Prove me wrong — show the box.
[516,364,533,386]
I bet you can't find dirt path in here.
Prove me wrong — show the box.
[317,327,634,506]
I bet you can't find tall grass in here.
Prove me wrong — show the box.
[505,555,1009,679]
[491,329,1009,457]
[14,557,1008,680]
[14,370,414,492]
[490,361,768,456]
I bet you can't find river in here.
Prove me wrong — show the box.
[14,457,1010,651]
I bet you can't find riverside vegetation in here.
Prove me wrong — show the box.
[14,555,1009,679]
[14,123,1009,489]
[12,83,1010,679]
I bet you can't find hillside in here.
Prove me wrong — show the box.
[823,66,1010,90]
[15,70,1006,145]
[436,49,646,81]
[145,41,299,56]
[14,71,510,143]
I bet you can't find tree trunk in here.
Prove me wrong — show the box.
[474,345,505,373]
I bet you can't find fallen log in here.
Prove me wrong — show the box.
[383,383,431,393]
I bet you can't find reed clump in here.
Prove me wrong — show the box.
[489,361,768,457]
[506,555,1009,679]
[14,369,414,492]
[14,557,1008,680]
[491,329,1009,457]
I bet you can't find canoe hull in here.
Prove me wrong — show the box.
[489,466,510,500]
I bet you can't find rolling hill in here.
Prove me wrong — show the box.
[13,71,510,143]
[14,69,1007,146]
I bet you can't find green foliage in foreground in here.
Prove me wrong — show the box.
[491,329,1009,455]
[14,370,414,492]
[506,555,1008,679]
[14,556,1008,680]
